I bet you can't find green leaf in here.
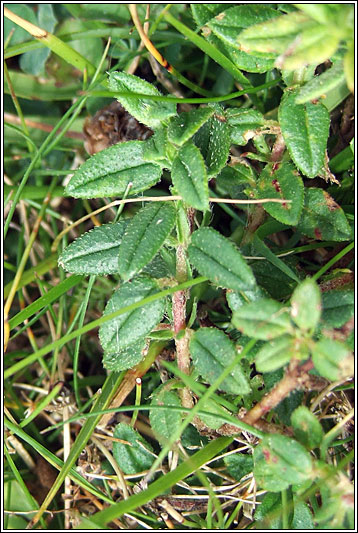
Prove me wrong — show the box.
[226,285,267,314]
[190,327,250,395]
[254,492,282,529]
[99,276,165,353]
[232,299,293,340]
[58,220,128,275]
[206,6,278,73]
[142,128,170,167]
[102,339,147,372]
[118,203,176,281]
[191,4,230,28]
[225,108,264,145]
[291,406,324,450]
[149,384,182,444]
[255,335,297,373]
[295,61,346,104]
[297,188,352,241]
[344,40,354,93]
[291,500,315,529]
[193,105,231,177]
[4,4,37,46]
[171,142,209,211]
[65,142,162,199]
[198,398,230,430]
[311,338,354,381]
[224,453,253,481]
[278,89,330,178]
[321,289,354,328]
[206,5,279,48]
[237,11,316,55]
[112,423,154,474]
[277,25,339,71]
[256,162,304,225]
[209,34,275,74]
[253,434,313,492]
[108,71,177,128]
[216,160,257,199]
[167,107,214,146]
[188,227,256,291]
[290,277,321,331]
[19,4,57,76]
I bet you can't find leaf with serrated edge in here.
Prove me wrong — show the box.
[207,5,278,49]
[59,220,129,275]
[190,328,250,395]
[99,276,165,353]
[188,227,256,291]
[193,105,231,178]
[278,89,330,178]
[65,141,162,199]
[118,203,176,281]
[171,142,209,211]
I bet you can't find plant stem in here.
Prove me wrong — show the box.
[242,359,315,427]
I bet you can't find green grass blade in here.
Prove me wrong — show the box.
[4,277,207,380]
[76,436,233,527]
[9,274,84,329]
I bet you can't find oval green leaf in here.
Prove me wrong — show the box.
[256,162,304,225]
[149,384,182,444]
[168,107,214,146]
[108,71,177,128]
[312,338,354,381]
[58,220,129,275]
[103,339,147,372]
[99,276,165,353]
[171,142,209,211]
[188,227,256,291]
[255,335,296,373]
[290,277,321,331]
[190,327,250,395]
[278,89,330,178]
[225,108,264,145]
[193,106,231,178]
[113,423,154,474]
[65,141,162,198]
[206,5,278,49]
[297,188,352,241]
[253,434,313,492]
[118,203,176,281]
[291,406,324,449]
[232,298,293,340]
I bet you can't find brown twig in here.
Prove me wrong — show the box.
[214,359,327,437]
